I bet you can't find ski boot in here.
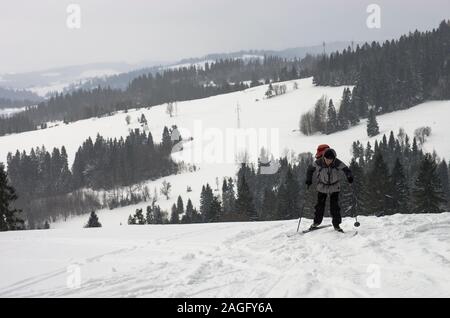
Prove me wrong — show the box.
[309,223,320,231]
[334,225,344,233]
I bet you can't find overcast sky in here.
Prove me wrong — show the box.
[0,0,448,73]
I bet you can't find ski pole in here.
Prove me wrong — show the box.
[350,184,360,228]
[296,187,309,232]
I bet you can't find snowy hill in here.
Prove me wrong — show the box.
[0,213,449,297]
[0,77,450,228]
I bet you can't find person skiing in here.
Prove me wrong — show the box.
[305,148,353,232]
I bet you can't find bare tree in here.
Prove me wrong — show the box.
[166,102,174,117]
[414,126,432,146]
[160,181,171,200]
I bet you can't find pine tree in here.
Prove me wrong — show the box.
[183,199,195,223]
[276,167,300,220]
[348,159,367,216]
[209,196,222,222]
[326,99,339,134]
[134,208,146,225]
[364,141,374,164]
[176,196,184,216]
[200,184,214,222]
[236,176,258,221]
[313,96,327,133]
[222,178,236,218]
[170,204,179,224]
[0,163,23,231]
[146,205,154,224]
[337,88,351,130]
[152,205,165,224]
[261,187,277,221]
[349,87,362,124]
[366,153,391,216]
[413,154,446,213]
[140,114,148,125]
[128,214,136,225]
[390,158,410,214]
[437,160,450,210]
[161,126,173,154]
[367,108,380,137]
[85,211,101,228]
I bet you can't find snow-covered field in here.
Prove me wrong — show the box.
[1,78,450,228]
[1,77,450,298]
[28,68,122,97]
[0,107,27,117]
[1,213,449,297]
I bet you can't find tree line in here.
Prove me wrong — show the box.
[312,21,450,117]
[349,130,449,215]
[169,132,449,225]
[128,196,203,225]
[0,56,306,137]
[5,127,180,228]
[300,88,360,135]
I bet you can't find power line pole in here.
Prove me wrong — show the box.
[236,102,241,128]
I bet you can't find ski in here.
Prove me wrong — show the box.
[302,224,332,234]
[286,225,332,237]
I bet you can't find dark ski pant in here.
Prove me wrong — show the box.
[314,192,341,227]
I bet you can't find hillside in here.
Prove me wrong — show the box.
[1,78,449,227]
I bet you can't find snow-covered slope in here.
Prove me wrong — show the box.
[0,213,449,297]
[1,77,450,228]
[0,107,27,117]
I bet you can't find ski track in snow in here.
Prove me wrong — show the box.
[1,213,450,297]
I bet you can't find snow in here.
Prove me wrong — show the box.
[166,60,216,70]
[1,77,450,228]
[0,107,27,117]
[1,77,450,297]
[28,82,74,97]
[79,69,121,79]
[0,213,449,297]
[28,69,122,97]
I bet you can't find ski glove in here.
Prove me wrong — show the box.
[347,176,354,184]
[305,180,312,187]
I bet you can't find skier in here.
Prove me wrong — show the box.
[305,148,353,232]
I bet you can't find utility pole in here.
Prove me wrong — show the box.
[323,41,326,56]
[236,102,241,129]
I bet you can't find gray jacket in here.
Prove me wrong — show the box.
[306,158,353,194]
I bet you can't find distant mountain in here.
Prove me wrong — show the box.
[0,87,42,108]
[67,42,357,93]
[0,42,356,98]
[177,41,358,64]
[0,61,167,97]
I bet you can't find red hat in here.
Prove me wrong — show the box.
[315,144,330,159]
